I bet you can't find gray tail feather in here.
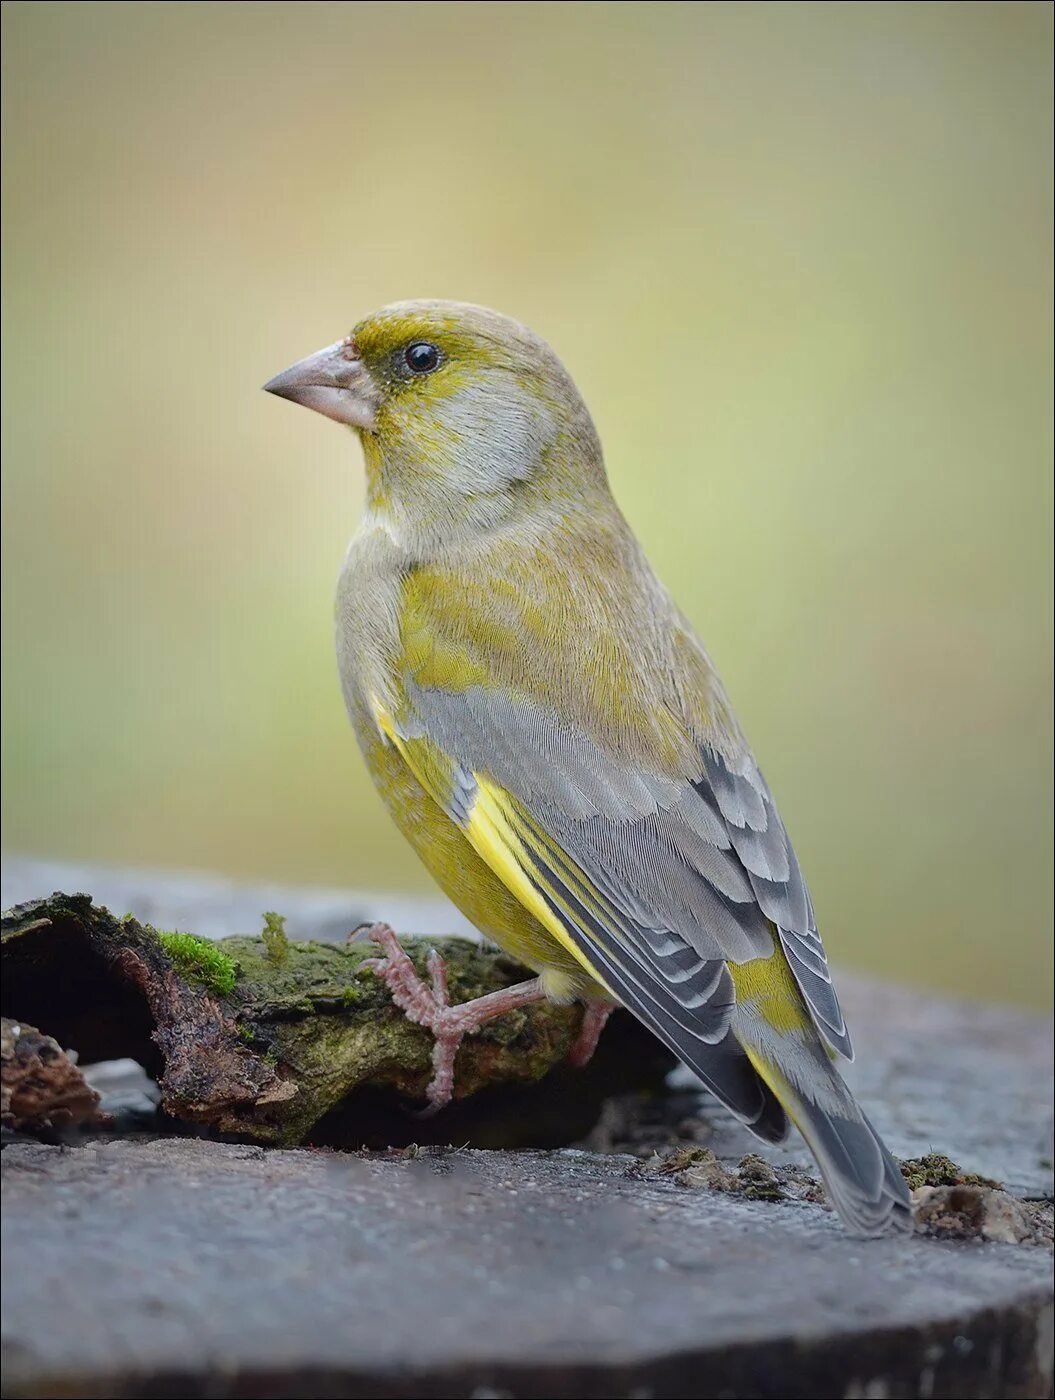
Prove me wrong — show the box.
[559,929,791,1144]
[788,1083,913,1237]
[685,1031,790,1144]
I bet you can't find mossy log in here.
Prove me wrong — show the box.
[1,893,672,1147]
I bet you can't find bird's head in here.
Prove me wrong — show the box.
[264,300,606,538]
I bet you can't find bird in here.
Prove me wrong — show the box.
[264,300,913,1236]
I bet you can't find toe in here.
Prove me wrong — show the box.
[426,948,450,1007]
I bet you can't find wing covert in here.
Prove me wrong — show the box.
[388,678,851,1063]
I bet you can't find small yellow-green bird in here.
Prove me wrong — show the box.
[265,301,912,1236]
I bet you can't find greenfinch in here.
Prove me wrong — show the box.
[264,301,912,1236]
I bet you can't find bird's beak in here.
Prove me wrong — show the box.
[262,340,380,430]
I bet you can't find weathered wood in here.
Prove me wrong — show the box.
[0,893,671,1145]
[2,1138,1052,1400]
[0,1019,102,1132]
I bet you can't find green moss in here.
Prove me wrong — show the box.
[898,1152,1002,1192]
[215,932,508,1017]
[217,935,378,1009]
[158,931,238,997]
[261,911,290,966]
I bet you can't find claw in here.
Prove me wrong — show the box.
[352,924,610,1107]
[354,923,547,1110]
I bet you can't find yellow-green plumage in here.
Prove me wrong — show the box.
[357,712,592,997]
[268,299,912,1236]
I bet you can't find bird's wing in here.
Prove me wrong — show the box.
[373,675,849,1131]
[695,742,852,1058]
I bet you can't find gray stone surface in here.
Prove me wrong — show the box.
[2,1138,1053,1400]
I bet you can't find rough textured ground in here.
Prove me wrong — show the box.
[3,1138,1053,1400]
[2,858,1053,1399]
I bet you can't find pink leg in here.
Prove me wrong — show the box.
[567,1001,615,1068]
[358,923,548,1114]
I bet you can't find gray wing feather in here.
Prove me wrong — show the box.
[700,749,852,1057]
[404,681,851,1059]
[511,817,789,1142]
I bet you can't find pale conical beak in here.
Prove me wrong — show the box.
[263,340,380,430]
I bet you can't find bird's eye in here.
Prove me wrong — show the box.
[403,341,441,375]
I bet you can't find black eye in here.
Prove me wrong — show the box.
[404,341,441,375]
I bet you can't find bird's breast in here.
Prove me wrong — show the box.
[335,522,411,747]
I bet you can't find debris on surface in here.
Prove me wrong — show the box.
[637,1145,825,1204]
[635,1149,1055,1241]
[913,1183,1053,1247]
[899,1151,1003,1191]
[1,1017,104,1131]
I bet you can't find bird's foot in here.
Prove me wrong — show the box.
[356,922,548,1114]
[567,1000,616,1068]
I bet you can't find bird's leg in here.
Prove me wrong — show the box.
[357,922,548,1114]
[567,1000,616,1068]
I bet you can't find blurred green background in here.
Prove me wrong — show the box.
[2,2,1051,1007]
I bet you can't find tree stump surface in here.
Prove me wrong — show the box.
[1,857,1052,1399]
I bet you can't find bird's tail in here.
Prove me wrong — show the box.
[748,1047,913,1237]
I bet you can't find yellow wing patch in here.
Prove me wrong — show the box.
[372,701,456,806]
[372,696,614,996]
[373,696,819,1043]
[467,777,615,994]
[729,950,814,1037]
